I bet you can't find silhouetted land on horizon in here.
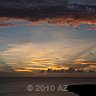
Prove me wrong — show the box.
[67,84,96,96]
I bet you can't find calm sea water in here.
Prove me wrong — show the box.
[0,77,96,96]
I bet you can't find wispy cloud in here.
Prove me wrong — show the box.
[86,26,96,30]
[0,42,96,71]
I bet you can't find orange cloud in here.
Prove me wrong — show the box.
[32,59,50,63]
[0,11,96,27]
[75,61,96,64]
[16,11,96,26]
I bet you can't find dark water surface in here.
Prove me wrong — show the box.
[0,77,96,96]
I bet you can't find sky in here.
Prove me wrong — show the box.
[0,0,96,72]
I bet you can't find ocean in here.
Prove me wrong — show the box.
[0,77,96,96]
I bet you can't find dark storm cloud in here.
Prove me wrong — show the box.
[70,0,96,5]
[83,0,96,5]
[0,0,96,26]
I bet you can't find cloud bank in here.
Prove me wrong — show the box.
[0,0,96,26]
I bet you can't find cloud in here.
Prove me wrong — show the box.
[0,61,14,72]
[84,0,96,5]
[0,17,33,28]
[0,17,96,28]
[86,26,96,30]
[0,22,15,28]
[64,64,96,70]
[55,61,96,70]
[0,17,14,27]
[0,13,96,27]
[0,0,96,27]
[0,42,96,71]
[75,61,96,64]
[0,43,60,70]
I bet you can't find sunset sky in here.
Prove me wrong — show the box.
[0,0,96,72]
